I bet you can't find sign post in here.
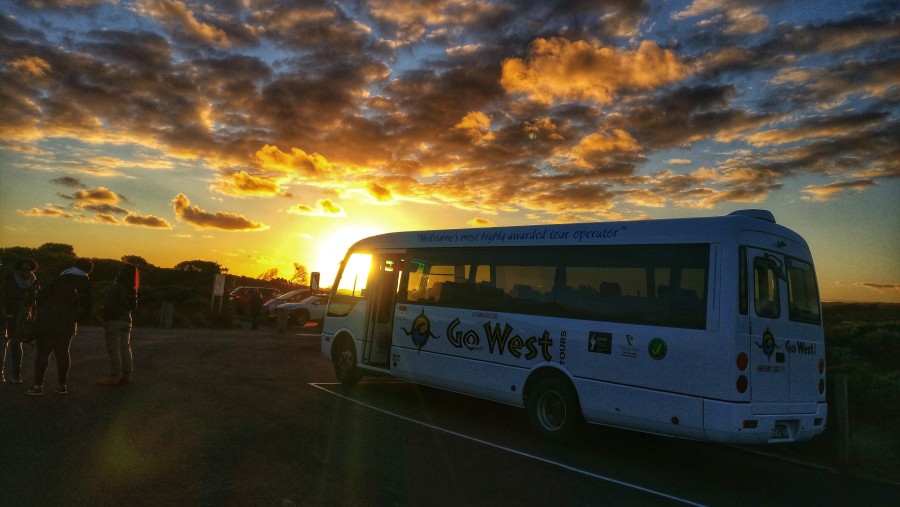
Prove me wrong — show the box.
[212,274,227,312]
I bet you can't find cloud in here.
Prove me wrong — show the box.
[20,205,78,219]
[467,217,495,227]
[801,179,875,201]
[672,0,769,35]
[76,203,129,215]
[171,193,266,230]
[61,186,122,204]
[209,171,289,197]
[254,145,333,177]
[124,213,173,228]
[452,111,495,143]
[366,182,394,203]
[50,177,86,188]
[500,38,691,105]
[287,199,345,217]
[1,0,897,227]
[9,55,51,78]
[135,0,232,48]
[856,283,900,293]
[746,112,889,147]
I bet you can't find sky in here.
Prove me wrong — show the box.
[0,0,898,303]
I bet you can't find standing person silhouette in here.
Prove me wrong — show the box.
[2,259,40,384]
[98,263,139,386]
[249,288,263,330]
[27,258,93,396]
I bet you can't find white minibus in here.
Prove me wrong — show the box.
[321,210,827,444]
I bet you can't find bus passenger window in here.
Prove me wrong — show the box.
[754,257,781,318]
[787,258,821,324]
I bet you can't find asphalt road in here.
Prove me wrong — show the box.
[1,325,897,507]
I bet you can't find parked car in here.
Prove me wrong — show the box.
[262,288,312,320]
[277,294,329,326]
[229,286,279,314]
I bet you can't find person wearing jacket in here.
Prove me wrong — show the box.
[97,263,139,385]
[27,258,93,396]
[2,259,40,384]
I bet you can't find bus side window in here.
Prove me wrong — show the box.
[754,257,781,318]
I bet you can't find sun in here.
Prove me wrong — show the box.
[310,226,382,287]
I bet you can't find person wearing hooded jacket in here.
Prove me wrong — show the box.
[2,258,40,384]
[27,258,93,396]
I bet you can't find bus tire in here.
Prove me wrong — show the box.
[527,376,581,444]
[334,339,362,386]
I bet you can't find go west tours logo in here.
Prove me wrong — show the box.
[402,311,553,361]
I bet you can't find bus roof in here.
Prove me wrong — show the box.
[348,209,808,252]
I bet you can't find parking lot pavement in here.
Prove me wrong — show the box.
[0,325,329,506]
[4,326,898,507]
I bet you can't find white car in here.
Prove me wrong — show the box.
[277,294,329,326]
[262,288,312,320]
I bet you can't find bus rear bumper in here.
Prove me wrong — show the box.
[703,400,828,444]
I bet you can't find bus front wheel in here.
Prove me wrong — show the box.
[527,377,581,444]
[334,339,362,386]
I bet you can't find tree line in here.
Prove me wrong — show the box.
[0,243,308,328]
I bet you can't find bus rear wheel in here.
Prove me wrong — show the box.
[334,339,362,386]
[527,377,581,443]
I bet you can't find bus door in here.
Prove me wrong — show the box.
[746,247,790,403]
[362,255,403,368]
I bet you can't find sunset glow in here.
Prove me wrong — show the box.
[0,1,897,302]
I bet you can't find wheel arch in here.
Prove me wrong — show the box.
[330,331,356,362]
[523,365,580,410]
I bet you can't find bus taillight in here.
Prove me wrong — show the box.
[818,358,825,375]
[819,378,825,394]
[736,352,748,371]
[736,375,748,393]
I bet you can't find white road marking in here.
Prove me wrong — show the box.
[310,382,706,507]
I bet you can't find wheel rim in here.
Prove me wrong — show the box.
[537,390,566,431]
[337,348,354,377]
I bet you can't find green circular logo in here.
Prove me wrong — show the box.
[648,338,667,360]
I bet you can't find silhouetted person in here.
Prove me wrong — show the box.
[27,258,93,396]
[2,259,40,384]
[249,288,263,330]
[98,263,139,386]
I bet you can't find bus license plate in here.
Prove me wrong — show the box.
[771,423,788,439]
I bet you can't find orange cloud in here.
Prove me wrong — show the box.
[501,38,690,104]
[453,111,495,143]
[172,193,266,230]
[69,186,120,204]
[366,182,394,203]
[570,129,641,168]
[210,171,288,197]
[20,205,77,219]
[801,179,875,201]
[137,0,232,48]
[467,217,496,227]
[9,56,51,78]
[287,199,345,217]
[254,144,333,176]
[125,213,173,228]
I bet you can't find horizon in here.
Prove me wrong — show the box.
[1,1,898,303]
